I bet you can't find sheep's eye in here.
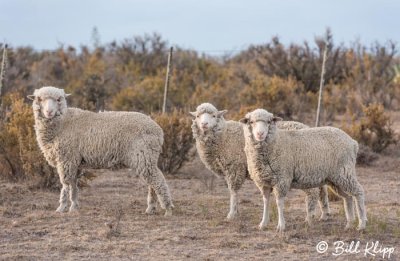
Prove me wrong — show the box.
[57,97,61,102]
[37,97,42,102]
[250,121,254,124]
[196,115,199,118]
[268,120,272,124]
[213,115,216,118]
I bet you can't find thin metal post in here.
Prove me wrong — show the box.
[162,47,173,114]
[315,41,328,127]
[0,43,8,99]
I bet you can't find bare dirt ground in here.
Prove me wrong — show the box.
[1,147,399,261]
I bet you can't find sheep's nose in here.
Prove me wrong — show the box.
[46,110,54,116]
[201,122,208,127]
[256,131,264,137]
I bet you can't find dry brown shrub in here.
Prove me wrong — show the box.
[239,75,316,120]
[344,103,397,153]
[0,94,59,188]
[152,109,194,175]
[356,143,379,166]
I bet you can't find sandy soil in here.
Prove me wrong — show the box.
[0,151,399,260]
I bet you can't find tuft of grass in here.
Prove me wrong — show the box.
[199,204,209,218]
[365,213,391,235]
[104,204,124,239]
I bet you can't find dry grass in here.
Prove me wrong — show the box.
[0,151,399,260]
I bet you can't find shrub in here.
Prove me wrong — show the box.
[356,144,379,166]
[112,76,165,113]
[0,94,59,188]
[239,75,316,120]
[152,109,194,175]
[344,103,397,153]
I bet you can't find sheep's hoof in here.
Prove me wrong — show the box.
[357,221,366,231]
[226,212,238,221]
[164,209,173,217]
[145,206,156,215]
[259,223,268,231]
[305,218,313,227]
[56,205,68,213]
[276,224,285,234]
[69,204,80,212]
[319,212,330,221]
[304,215,314,227]
[344,223,353,230]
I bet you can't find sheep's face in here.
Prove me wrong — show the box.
[190,103,227,134]
[240,109,282,142]
[28,86,70,119]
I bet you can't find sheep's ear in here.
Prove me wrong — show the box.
[189,111,197,118]
[217,110,228,118]
[239,118,249,124]
[65,93,72,98]
[272,117,283,122]
[27,95,35,100]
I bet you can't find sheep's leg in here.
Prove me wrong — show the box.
[145,186,157,215]
[353,182,367,230]
[69,179,79,212]
[275,196,286,234]
[226,188,238,220]
[342,194,355,230]
[140,166,174,216]
[57,163,79,212]
[259,186,272,230]
[330,185,355,229]
[273,186,288,234]
[339,168,367,230]
[56,182,69,213]
[303,189,318,226]
[318,185,331,221]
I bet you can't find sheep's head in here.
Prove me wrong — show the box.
[189,103,227,135]
[27,86,71,119]
[239,109,282,142]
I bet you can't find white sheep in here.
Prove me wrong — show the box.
[240,109,367,232]
[28,86,174,216]
[190,103,330,225]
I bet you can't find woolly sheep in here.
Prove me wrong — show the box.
[28,86,174,216]
[190,103,330,225]
[240,109,367,232]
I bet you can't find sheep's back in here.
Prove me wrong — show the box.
[56,108,163,168]
[277,126,358,187]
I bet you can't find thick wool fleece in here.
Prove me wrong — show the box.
[31,87,173,212]
[242,109,366,230]
[191,103,328,221]
[193,119,248,191]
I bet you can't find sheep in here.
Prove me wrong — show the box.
[27,86,174,216]
[190,103,330,225]
[240,108,367,232]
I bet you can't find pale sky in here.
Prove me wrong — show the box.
[1,0,398,53]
